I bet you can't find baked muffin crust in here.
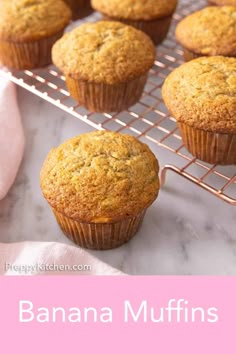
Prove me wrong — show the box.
[40,131,160,223]
[162,56,236,134]
[52,21,155,85]
[0,0,72,42]
[176,6,236,57]
[91,0,178,20]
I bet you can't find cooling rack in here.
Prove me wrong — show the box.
[0,0,235,206]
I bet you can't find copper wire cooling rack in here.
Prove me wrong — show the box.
[0,0,236,206]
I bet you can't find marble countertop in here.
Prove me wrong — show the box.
[0,86,236,275]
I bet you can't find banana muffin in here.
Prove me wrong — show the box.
[52,21,155,112]
[64,0,93,20]
[176,6,236,61]
[91,0,178,45]
[0,0,71,70]
[40,131,160,250]
[209,0,236,5]
[162,56,236,165]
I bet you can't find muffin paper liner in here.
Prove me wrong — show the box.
[67,0,93,20]
[66,74,148,112]
[208,0,220,5]
[0,31,63,70]
[178,122,236,165]
[103,15,172,45]
[52,207,147,250]
[183,48,201,62]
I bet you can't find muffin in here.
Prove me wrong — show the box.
[64,0,93,20]
[40,131,160,250]
[176,6,236,61]
[162,56,236,165]
[0,0,71,70]
[208,0,236,5]
[52,21,155,112]
[91,0,178,45]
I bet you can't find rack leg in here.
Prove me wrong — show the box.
[160,166,168,187]
[160,165,236,206]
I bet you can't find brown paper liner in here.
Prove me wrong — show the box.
[183,48,201,62]
[52,208,147,250]
[208,0,220,5]
[103,15,172,45]
[182,47,236,61]
[66,73,148,112]
[65,0,93,20]
[178,122,236,165]
[207,0,230,5]
[0,31,64,70]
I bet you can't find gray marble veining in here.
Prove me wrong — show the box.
[0,87,236,275]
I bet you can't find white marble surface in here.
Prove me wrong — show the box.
[0,86,236,275]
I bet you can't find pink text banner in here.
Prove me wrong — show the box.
[0,276,235,353]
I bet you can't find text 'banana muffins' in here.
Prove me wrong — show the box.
[0,0,72,70]
[63,0,93,20]
[162,56,236,165]
[40,131,160,250]
[176,6,236,61]
[52,21,155,112]
[91,0,178,45]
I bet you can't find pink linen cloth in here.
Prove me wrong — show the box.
[0,241,122,275]
[0,75,122,276]
[0,75,25,200]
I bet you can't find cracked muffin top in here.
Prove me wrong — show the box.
[40,131,160,223]
[91,0,178,21]
[162,56,236,134]
[52,21,155,85]
[0,0,72,42]
[176,6,236,57]
[210,0,236,5]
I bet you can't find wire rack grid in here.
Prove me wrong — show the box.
[0,0,235,206]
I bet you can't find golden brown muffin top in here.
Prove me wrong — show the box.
[210,0,236,5]
[52,21,155,85]
[176,6,236,57]
[91,0,178,20]
[0,0,72,42]
[162,56,236,134]
[40,131,160,223]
